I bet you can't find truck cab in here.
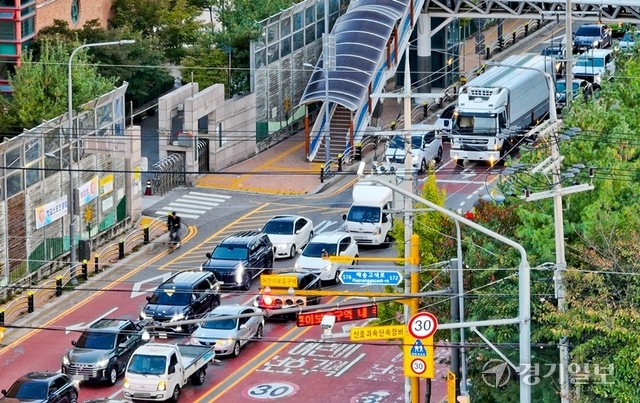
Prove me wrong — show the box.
[342,182,394,246]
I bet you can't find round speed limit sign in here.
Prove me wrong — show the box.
[411,358,427,375]
[408,312,438,339]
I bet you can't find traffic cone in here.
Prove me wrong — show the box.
[145,180,152,196]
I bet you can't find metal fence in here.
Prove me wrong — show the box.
[151,153,185,196]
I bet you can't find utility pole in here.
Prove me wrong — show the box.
[565,0,573,105]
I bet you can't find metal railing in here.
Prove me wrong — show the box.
[151,153,185,196]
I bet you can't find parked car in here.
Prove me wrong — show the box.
[572,49,615,86]
[295,231,359,282]
[555,79,593,111]
[140,270,221,334]
[617,31,638,52]
[62,319,147,386]
[540,44,566,76]
[254,270,322,318]
[261,215,314,259]
[1,372,79,403]
[201,231,274,290]
[434,103,456,139]
[384,125,443,172]
[190,305,264,357]
[572,24,612,53]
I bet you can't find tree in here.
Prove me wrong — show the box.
[0,40,116,136]
[180,42,230,95]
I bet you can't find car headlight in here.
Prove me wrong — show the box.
[235,264,245,283]
[140,311,147,320]
[373,226,381,235]
[62,354,70,366]
[323,263,334,272]
[123,378,130,389]
[96,356,109,368]
[171,313,185,322]
[278,243,288,249]
[157,380,167,391]
[217,338,233,347]
[294,262,300,269]
[190,337,199,345]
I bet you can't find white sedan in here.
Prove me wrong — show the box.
[190,305,264,357]
[295,232,359,282]
[262,215,314,259]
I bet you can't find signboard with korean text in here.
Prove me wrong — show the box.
[99,174,114,196]
[260,275,298,288]
[35,195,68,229]
[403,334,435,378]
[349,325,405,341]
[77,176,99,207]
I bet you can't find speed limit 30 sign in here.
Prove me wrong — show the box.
[408,312,438,339]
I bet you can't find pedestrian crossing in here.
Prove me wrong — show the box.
[154,191,232,219]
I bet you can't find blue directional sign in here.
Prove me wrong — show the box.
[338,270,403,286]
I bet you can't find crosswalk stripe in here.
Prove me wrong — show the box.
[155,211,201,219]
[182,194,228,203]
[166,203,208,213]
[189,191,232,199]
[176,198,221,207]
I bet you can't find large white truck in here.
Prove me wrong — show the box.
[342,179,396,246]
[450,54,554,166]
[123,343,215,402]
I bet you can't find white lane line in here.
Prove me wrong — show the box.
[182,194,228,203]
[189,191,232,199]
[176,198,221,207]
[166,203,208,213]
[334,353,367,377]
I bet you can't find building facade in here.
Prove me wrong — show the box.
[0,0,112,92]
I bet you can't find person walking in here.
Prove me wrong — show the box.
[167,211,181,247]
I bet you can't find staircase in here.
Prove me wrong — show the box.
[313,104,351,163]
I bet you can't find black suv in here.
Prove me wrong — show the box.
[201,231,274,290]
[140,271,221,333]
[2,372,79,403]
[62,319,147,385]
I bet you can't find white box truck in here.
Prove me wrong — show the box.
[450,53,554,166]
[342,180,395,246]
[123,343,215,402]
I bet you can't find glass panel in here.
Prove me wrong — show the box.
[114,96,123,118]
[293,30,304,51]
[6,171,22,198]
[21,5,35,16]
[44,154,59,178]
[78,109,95,135]
[26,159,40,187]
[96,103,113,128]
[305,7,314,25]
[44,127,60,153]
[24,138,39,163]
[267,23,278,43]
[316,1,325,20]
[0,21,16,41]
[255,48,266,69]
[293,11,303,31]
[6,146,20,169]
[21,0,36,5]
[316,21,324,38]
[20,16,34,38]
[114,120,124,136]
[267,43,279,64]
[281,36,291,57]
[281,17,291,37]
[305,26,316,44]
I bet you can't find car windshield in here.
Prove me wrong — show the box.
[347,205,381,223]
[556,82,581,93]
[211,245,248,260]
[262,220,294,235]
[202,315,237,330]
[127,355,167,375]
[303,242,337,257]
[622,32,637,42]
[6,380,48,399]
[576,26,600,36]
[575,57,605,68]
[148,286,191,306]
[453,113,497,134]
[541,46,562,56]
[75,331,117,349]
[388,135,406,150]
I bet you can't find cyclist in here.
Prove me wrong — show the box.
[167,211,181,247]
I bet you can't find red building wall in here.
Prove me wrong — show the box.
[36,0,112,31]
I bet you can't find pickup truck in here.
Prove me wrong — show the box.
[123,343,215,402]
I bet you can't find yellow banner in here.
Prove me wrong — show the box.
[260,275,298,288]
[100,174,114,196]
[349,325,405,341]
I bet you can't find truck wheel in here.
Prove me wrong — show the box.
[170,385,181,403]
[383,234,393,248]
[242,272,251,291]
[191,368,206,386]
[106,363,118,386]
[455,159,464,168]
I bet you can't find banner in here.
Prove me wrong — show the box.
[77,176,99,207]
[100,174,114,196]
[35,195,68,229]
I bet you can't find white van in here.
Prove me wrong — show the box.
[342,182,394,246]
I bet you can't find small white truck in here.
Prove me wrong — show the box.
[123,343,215,402]
[342,180,395,246]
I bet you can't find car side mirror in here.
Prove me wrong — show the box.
[240,324,248,330]
[146,296,151,301]
[206,252,212,259]
[118,343,127,349]
[382,215,389,224]
[1,390,6,396]
[443,120,449,127]
[436,113,441,118]
[169,365,176,374]
[342,213,347,221]
[71,340,77,346]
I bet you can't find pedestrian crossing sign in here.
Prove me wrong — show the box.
[410,339,427,357]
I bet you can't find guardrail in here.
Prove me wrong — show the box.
[486,19,549,59]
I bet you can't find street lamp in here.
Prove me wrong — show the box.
[303,62,331,166]
[66,40,135,278]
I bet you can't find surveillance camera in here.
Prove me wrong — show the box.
[321,314,336,333]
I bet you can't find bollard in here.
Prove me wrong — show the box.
[498,36,504,51]
[95,254,100,273]
[145,180,152,196]
[355,143,362,161]
[27,292,34,313]
[144,226,150,245]
[524,22,529,36]
[390,121,396,130]
[82,259,88,281]
[119,239,125,259]
[423,102,429,118]
[320,166,325,183]
[486,46,490,59]
[0,309,4,325]
[512,31,516,46]
[337,154,343,172]
[56,276,63,297]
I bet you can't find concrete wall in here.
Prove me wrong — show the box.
[36,0,112,31]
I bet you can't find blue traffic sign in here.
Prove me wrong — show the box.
[339,270,403,286]
[410,339,427,357]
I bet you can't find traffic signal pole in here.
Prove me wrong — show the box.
[409,234,421,403]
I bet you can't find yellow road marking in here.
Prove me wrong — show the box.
[230,143,306,188]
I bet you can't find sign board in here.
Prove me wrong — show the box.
[403,334,435,378]
[82,136,131,158]
[349,325,405,341]
[326,255,352,263]
[260,275,298,288]
[339,270,402,286]
[35,195,68,229]
[408,312,438,339]
[76,176,99,207]
[447,370,457,403]
[297,305,377,327]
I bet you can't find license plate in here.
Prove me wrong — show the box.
[72,375,88,381]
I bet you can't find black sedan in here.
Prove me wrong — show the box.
[1,372,79,403]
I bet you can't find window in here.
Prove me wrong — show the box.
[339,238,350,252]
[20,16,34,38]
[0,21,15,40]
[295,219,306,232]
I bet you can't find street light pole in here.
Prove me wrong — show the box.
[67,40,135,279]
